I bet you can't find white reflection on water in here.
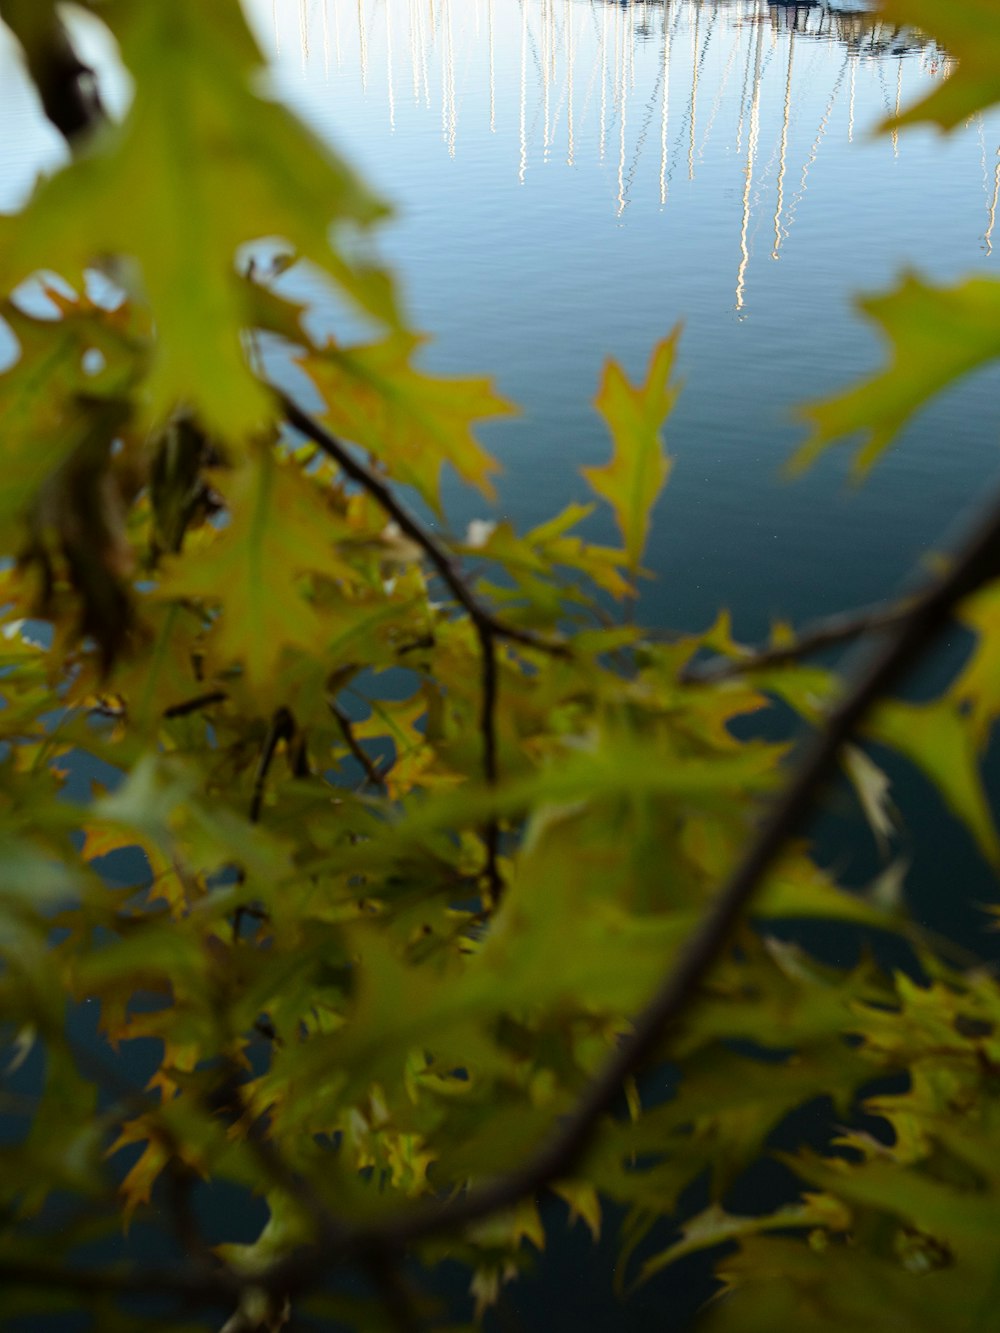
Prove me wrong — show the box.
[239,0,996,310]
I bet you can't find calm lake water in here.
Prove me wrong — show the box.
[234,0,1000,645]
[2,2,999,643]
[1,5,1000,1326]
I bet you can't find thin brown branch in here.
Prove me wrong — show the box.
[330,699,387,790]
[163,689,229,719]
[475,619,503,904]
[261,485,1000,1271]
[680,598,912,683]
[279,396,567,660]
[250,707,297,824]
[364,1249,423,1333]
[281,395,557,910]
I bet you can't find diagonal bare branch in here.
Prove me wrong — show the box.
[257,484,1000,1268]
[681,597,913,683]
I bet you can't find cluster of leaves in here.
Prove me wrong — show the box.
[0,0,999,1329]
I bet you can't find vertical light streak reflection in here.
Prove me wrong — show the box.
[298,0,308,70]
[445,0,456,156]
[735,8,755,158]
[987,146,1000,256]
[736,16,764,312]
[698,25,740,161]
[660,2,671,205]
[566,0,574,165]
[409,0,420,100]
[689,2,699,180]
[549,0,557,154]
[785,56,847,242]
[386,0,395,129]
[599,0,608,162]
[848,54,856,142]
[772,28,794,259]
[892,55,902,157]
[358,0,369,91]
[519,0,528,183]
[617,0,628,216]
[489,0,496,132]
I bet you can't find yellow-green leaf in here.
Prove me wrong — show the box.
[582,329,681,570]
[299,333,510,513]
[0,0,394,435]
[794,275,1000,476]
[156,449,355,691]
[866,698,1000,867]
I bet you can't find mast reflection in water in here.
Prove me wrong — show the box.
[247,0,996,312]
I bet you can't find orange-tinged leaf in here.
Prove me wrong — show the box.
[157,448,355,691]
[299,333,510,511]
[582,329,681,570]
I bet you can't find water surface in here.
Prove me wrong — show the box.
[238,0,1000,648]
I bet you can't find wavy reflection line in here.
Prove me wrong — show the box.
[358,0,368,91]
[892,55,902,158]
[566,0,574,165]
[386,0,395,130]
[735,6,755,157]
[698,25,741,162]
[445,0,456,156]
[784,55,848,243]
[688,3,699,180]
[771,26,795,259]
[660,2,672,205]
[617,0,628,216]
[519,0,528,183]
[736,16,764,312]
[848,53,856,142]
[599,0,608,162]
[489,0,496,131]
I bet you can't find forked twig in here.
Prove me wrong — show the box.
[280,395,564,904]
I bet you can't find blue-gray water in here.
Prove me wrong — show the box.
[2,2,1000,1327]
[233,0,1000,952]
[234,0,1000,644]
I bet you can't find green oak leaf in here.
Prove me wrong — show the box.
[298,333,510,513]
[0,0,396,436]
[582,328,681,571]
[156,447,357,692]
[793,275,1000,476]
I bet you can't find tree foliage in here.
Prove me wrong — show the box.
[0,1,999,1328]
